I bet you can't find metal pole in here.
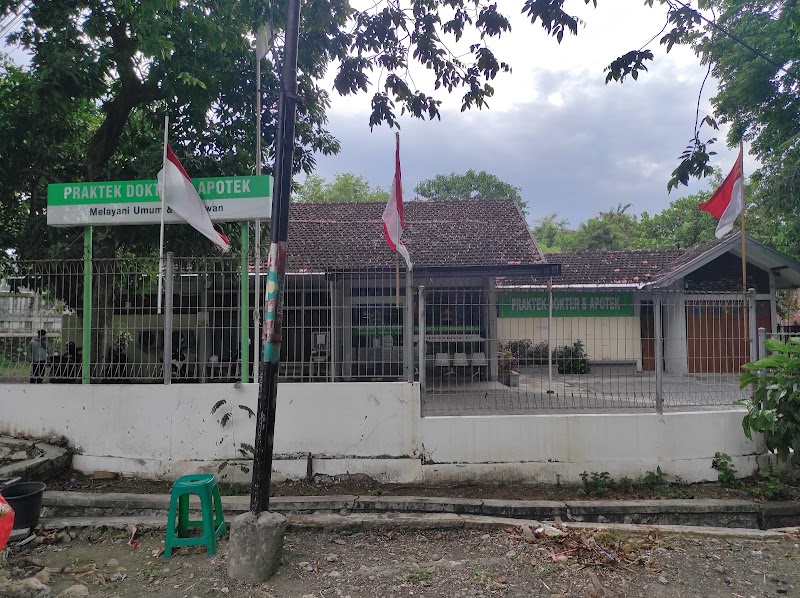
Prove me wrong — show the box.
[748,288,757,363]
[253,44,263,383]
[163,252,174,385]
[758,327,766,362]
[404,270,414,382]
[329,280,335,382]
[240,223,250,383]
[654,291,664,414]
[82,227,92,384]
[157,115,169,314]
[547,278,553,393]
[250,0,301,515]
[418,285,425,390]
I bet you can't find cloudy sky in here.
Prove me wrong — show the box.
[308,0,748,225]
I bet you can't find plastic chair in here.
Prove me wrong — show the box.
[434,353,451,377]
[471,352,488,380]
[163,474,226,559]
[453,352,469,377]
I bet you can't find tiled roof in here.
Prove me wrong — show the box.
[652,236,727,282]
[543,250,685,286]
[286,199,544,271]
[500,249,685,287]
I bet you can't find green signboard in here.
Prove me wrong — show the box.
[47,176,271,227]
[498,291,634,318]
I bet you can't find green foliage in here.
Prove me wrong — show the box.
[579,471,613,496]
[559,204,642,252]
[641,466,667,488]
[499,340,549,366]
[295,173,389,203]
[637,193,719,250]
[711,452,739,487]
[413,170,525,214]
[497,348,519,374]
[555,340,589,375]
[531,214,570,252]
[740,338,800,465]
[617,476,635,493]
[756,465,788,500]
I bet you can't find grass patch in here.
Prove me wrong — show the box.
[406,568,435,583]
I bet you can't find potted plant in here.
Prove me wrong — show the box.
[498,347,520,387]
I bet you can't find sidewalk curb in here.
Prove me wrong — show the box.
[40,491,800,530]
[38,512,799,541]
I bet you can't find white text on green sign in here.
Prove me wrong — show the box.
[47,176,272,227]
[498,292,634,317]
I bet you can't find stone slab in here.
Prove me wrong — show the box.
[227,511,286,583]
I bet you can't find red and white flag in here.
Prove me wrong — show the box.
[699,145,744,239]
[382,135,412,269]
[158,146,231,251]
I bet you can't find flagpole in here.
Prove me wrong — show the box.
[395,131,401,309]
[157,114,169,315]
[739,140,747,293]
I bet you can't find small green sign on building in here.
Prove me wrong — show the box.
[498,291,634,318]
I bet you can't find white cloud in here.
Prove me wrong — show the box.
[309,0,743,225]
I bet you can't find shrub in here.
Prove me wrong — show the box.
[555,340,590,374]
[711,452,739,487]
[740,337,800,465]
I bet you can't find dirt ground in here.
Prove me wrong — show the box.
[2,524,800,597]
[48,469,800,503]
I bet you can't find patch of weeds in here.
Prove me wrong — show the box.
[368,487,382,496]
[594,529,629,546]
[471,565,488,582]
[754,465,788,499]
[141,562,166,579]
[711,452,739,488]
[641,466,667,488]
[617,476,635,493]
[218,482,249,496]
[406,569,435,583]
[579,471,614,496]
[70,556,94,567]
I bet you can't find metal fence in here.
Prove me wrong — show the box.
[419,288,761,415]
[0,258,782,414]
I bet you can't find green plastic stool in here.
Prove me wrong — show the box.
[163,474,226,559]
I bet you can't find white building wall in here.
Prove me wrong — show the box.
[498,316,642,365]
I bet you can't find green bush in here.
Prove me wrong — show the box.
[740,337,800,465]
[711,452,739,487]
[555,340,590,374]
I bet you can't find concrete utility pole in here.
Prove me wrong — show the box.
[228,0,301,583]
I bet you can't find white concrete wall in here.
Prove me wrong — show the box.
[0,382,765,484]
[419,410,762,483]
[498,316,642,364]
[0,382,421,483]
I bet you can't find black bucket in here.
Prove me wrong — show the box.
[1,481,46,529]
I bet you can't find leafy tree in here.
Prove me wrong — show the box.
[414,170,525,213]
[663,0,800,252]
[295,173,389,203]
[531,213,571,252]
[637,194,718,250]
[560,204,643,252]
